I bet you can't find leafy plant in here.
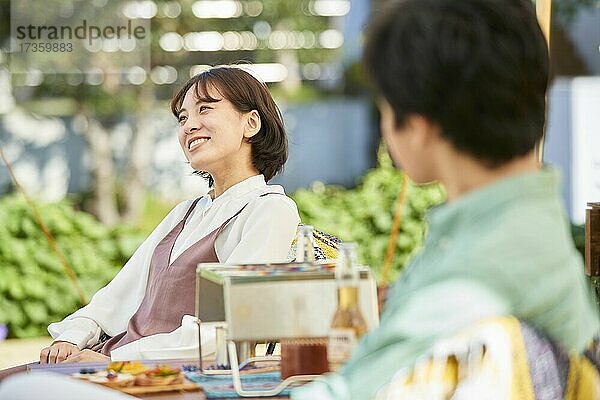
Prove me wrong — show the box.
[0,194,146,338]
[291,147,446,282]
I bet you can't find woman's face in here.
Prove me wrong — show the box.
[176,84,254,175]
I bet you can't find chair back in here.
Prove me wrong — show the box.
[288,224,341,261]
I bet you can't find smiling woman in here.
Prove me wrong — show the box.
[39,66,300,364]
[171,67,288,194]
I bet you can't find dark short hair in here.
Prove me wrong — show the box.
[171,66,287,183]
[364,0,549,166]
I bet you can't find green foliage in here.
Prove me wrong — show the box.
[135,193,177,235]
[552,0,597,22]
[291,147,446,283]
[571,223,585,259]
[0,194,145,338]
[271,84,325,104]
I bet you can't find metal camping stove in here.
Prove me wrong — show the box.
[195,262,379,397]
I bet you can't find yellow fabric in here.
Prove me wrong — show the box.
[375,316,600,400]
[312,228,340,259]
[290,225,340,260]
[574,357,600,400]
[504,317,535,400]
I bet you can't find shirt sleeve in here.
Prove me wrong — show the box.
[47,201,193,349]
[109,316,220,361]
[291,279,510,400]
[221,194,300,264]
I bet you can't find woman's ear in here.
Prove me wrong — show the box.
[244,110,261,138]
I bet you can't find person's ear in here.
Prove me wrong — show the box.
[244,110,261,138]
[404,114,439,148]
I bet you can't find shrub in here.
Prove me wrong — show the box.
[0,194,146,338]
[291,148,446,282]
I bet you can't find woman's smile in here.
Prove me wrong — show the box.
[177,84,252,175]
[187,136,211,152]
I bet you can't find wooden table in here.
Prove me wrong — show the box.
[0,359,289,399]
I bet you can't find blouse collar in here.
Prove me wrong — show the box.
[208,174,267,204]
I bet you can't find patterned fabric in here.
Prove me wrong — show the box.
[288,224,341,261]
[374,316,600,400]
[520,323,570,399]
[184,371,292,398]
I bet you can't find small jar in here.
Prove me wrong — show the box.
[280,337,329,379]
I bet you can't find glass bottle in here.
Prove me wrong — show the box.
[328,242,367,371]
[295,224,316,263]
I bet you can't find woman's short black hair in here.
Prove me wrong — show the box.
[171,66,287,184]
[364,0,549,167]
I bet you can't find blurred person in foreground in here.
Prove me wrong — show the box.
[39,66,300,364]
[292,0,599,399]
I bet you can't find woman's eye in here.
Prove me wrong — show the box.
[178,115,187,124]
[199,105,211,113]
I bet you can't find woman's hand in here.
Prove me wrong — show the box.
[63,349,110,363]
[40,341,80,364]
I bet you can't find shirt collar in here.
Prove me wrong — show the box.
[207,174,267,205]
[427,167,561,239]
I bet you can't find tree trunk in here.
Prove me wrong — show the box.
[122,86,155,224]
[84,117,119,225]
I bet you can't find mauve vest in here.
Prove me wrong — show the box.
[93,193,279,356]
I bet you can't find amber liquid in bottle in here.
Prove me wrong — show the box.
[328,243,367,371]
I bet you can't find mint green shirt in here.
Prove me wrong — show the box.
[292,169,599,400]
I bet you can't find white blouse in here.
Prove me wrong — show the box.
[48,175,300,361]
